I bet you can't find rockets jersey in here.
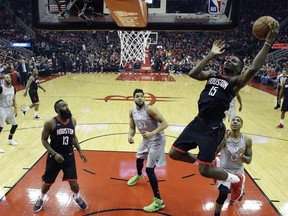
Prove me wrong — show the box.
[0,85,16,107]
[30,76,39,90]
[282,78,288,98]
[132,103,164,141]
[220,133,246,170]
[49,117,75,153]
[198,72,235,121]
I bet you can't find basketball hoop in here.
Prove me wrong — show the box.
[117,30,151,67]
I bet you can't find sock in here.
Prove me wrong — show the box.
[8,135,13,140]
[73,192,79,199]
[34,111,39,117]
[225,173,240,183]
[136,158,144,176]
[146,167,161,199]
[24,106,30,112]
[280,119,284,124]
[40,193,45,200]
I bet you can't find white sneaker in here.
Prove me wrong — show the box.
[0,149,5,153]
[7,139,18,146]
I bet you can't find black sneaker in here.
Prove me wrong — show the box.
[21,109,26,116]
[73,195,88,210]
[33,197,43,212]
[33,115,41,120]
[274,105,280,109]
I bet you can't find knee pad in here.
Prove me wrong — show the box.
[10,125,18,134]
[216,185,229,205]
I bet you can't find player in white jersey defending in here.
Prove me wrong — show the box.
[128,88,168,212]
[214,116,252,216]
[0,74,18,153]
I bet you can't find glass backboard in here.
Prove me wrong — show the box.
[32,0,240,31]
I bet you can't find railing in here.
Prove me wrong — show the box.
[266,49,288,61]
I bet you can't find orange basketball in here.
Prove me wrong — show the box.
[252,16,276,40]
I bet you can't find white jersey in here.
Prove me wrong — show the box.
[132,103,164,141]
[0,85,17,127]
[216,133,247,190]
[0,85,15,108]
[220,133,246,173]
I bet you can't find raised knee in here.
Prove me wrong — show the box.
[169,149,181,160]
[198,165,210,177]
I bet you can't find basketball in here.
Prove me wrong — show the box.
[252,16,276,40]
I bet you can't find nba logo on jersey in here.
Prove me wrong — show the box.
[208,0,221,14]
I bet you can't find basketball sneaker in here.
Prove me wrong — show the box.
[33,115,41,120]
[7,139,18,146]
[276,123,284,128]
[127,174,144,186]
[21,109,26,116]
[229,199,235,205]
[230,173,245,201]
[73,195,88,210]
[143,197,165,212]
[33,197,43,213]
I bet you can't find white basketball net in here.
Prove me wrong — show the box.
[117,30,151,67]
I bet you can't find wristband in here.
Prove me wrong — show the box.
[265,41,272,47]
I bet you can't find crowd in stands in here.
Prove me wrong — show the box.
[0,0,287,88]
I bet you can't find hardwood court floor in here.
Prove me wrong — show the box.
[0,73,287,215]
[0,151,280,216]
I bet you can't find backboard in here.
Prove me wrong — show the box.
[32,0,240,31]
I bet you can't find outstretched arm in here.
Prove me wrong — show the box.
[236,92,242,112]
[234,20,279,92]
[189,40,225,80]
[38,84,46,93]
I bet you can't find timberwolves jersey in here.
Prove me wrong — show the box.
[0,85,15,107]
[30,76,39,91]
[50,117,74,153]
[198,72,235,121]
[220,133,246,170]
[132,103,164,141]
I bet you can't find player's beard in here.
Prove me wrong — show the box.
[59,109,72,120]
[223,68,236,77]
[136,101,144,109]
